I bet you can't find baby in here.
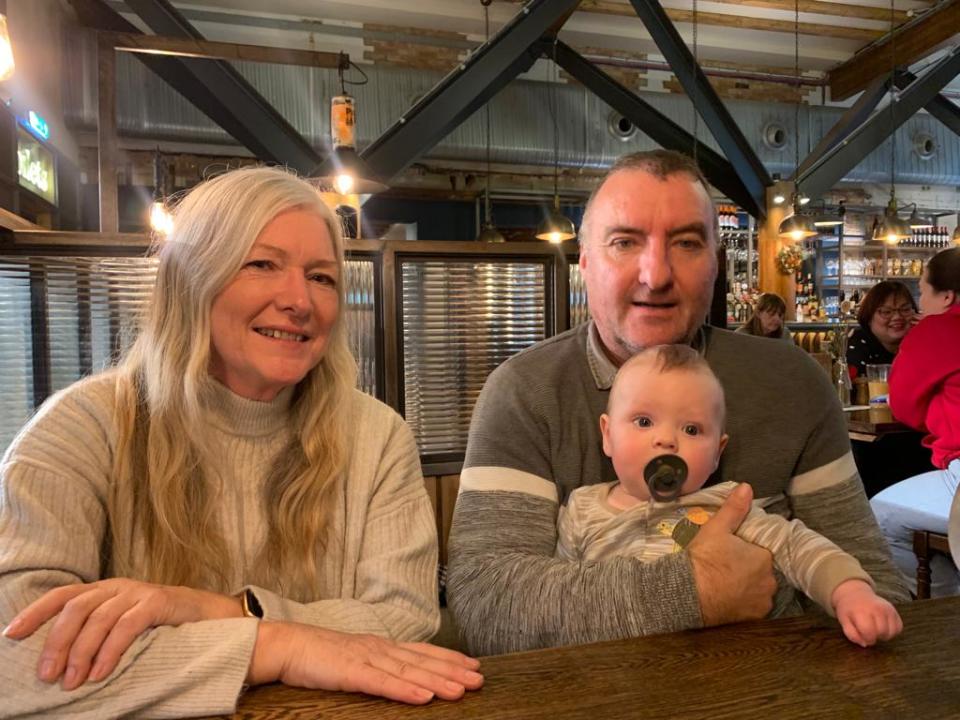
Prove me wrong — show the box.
[556,344,902,647]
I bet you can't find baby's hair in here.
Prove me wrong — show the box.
[609,344,726,424]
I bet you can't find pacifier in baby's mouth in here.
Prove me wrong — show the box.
[644,454,688,502]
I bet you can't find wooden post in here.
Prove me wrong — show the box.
[758,180,797,319]
[97,34,119,234]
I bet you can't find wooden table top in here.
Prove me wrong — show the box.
[219,597,960,720]
[847,406,913,439]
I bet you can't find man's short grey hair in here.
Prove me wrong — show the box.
[580,149,719,246]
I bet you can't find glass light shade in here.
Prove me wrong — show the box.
[0,16,14,83]
[536,207,576,243]
[149,201,174,236]
[778,210,817,240]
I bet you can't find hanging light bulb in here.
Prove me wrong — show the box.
[318,56,387,195]
[149,201,174,236]
[0,9,14,83]
[877,197,910,245]
[536,39,576,244]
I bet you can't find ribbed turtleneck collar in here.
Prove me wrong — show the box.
[205,380,295,437]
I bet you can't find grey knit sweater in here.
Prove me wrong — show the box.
[0,374,438,718]
[448,322,910,655]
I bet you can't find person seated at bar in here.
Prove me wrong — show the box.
[846,280,917,380]
[871,247,960,597]
[735,292,793,342]
[447,150,908,656]
[558,345,902,646]
[0,167,482,717]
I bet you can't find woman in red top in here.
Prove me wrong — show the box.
[870,247,960,596]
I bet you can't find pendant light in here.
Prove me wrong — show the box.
[476,0,505,243]
[812,200,845,228]
[905,203,933,230]
[320,55,387,196]
[876,0,909,246]
[536,39,576,244]
[148,149,173,236]
[778,0,817,241]
[0,1,14,83]
[952,212,960,245]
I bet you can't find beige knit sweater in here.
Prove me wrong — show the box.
[0,374,439,719]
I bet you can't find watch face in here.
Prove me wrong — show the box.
[244,589,264,618]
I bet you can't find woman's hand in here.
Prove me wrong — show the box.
[249,621,484,705]
[2,579,241,689]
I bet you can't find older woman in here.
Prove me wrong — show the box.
[846,280,918,379]
[735,292,793,342]
[0,167,482,717]
[871,248,960,596]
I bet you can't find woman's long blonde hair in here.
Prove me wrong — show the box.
[109,166,357,599]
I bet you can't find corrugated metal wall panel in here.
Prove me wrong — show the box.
[399,259,546,455]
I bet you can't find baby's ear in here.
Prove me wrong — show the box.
[600,413,612,458]
[716,433,729,462]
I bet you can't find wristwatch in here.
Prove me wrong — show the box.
[239,588,263,619]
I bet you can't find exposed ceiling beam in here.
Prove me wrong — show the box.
[705,0,913,24]
[68,0,324,173]
[512,0,883,41]
[628,0,771,214]
[101,30,344,68]
[896,69,960,138]
[550,39,762,218]
[800,44,960,197]
[827,0,960,101]
[793,75,889,180]
[122,0,324,174]
[360,0,581,181]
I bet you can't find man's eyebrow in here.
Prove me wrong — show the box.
[603,225,645,237]
[667,222,708,238]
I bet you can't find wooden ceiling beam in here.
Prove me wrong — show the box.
[101,31,344,68]
[704,0,915,24]
[510,0,882,41]
[828,0,960,101]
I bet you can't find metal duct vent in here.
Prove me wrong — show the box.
[399,258,547,456]
[762,122,788,151]
[913,132,937,161]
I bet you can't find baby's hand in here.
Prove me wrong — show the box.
[831,579,903,647]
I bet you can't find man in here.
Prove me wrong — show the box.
[446,150,909,655]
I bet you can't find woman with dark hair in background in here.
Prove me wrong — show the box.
[846,280,918,379]
[735,292,794,342]
[871,247,960,597]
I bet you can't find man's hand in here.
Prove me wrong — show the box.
[686,483,776,626]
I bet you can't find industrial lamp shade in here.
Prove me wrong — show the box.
[477,222,506,243]
[876,199,911,245]
[907,205,933,230]
[536,201,576,244]
[318,94,388,195]
[778,204,817,241]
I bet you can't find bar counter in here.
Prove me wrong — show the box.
[215,597,960,720]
